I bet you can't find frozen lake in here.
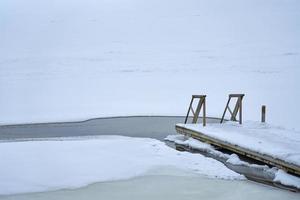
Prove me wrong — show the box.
[1,0,300,131]
[1,0,299,198]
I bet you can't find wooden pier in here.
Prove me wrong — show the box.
[176,94,300,176]
[175,124,300,176]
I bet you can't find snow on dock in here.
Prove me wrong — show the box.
[176,121,300,176]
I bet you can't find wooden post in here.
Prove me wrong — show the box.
[192,98,203,123]
[239,98,242,124]
[261,105,266,123]
[220,98,230,123]
[203,98,206,126]
[185,97,194,124]
[221,94,244,124]
[185,95,206,126]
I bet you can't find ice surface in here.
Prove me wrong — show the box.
[0,0,300,130]
[0,136,242,195]
[1,171,299,200]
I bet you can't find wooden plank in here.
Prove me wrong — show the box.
[184,97,194,124]
[221,98,231,123]
[229,94,245,98]
[228,107,234,116]
[191,107,195,116]
[192,98,203,123]
[175,125,300,176]
[231,98,240,121]
[192,95,206,98]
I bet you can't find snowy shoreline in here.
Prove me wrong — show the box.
[0,136,243,195]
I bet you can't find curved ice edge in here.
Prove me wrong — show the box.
[0,135,243,195]
[0,167,244,196]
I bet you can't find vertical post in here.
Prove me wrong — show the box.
[239,98,242,124]
[203,98,206,126]
[261,105,266,123]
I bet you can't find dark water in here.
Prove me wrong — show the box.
[0,116,182,141]
[0,116,220,141]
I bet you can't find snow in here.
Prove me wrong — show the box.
[226,154,249,166]
[0,136,242,195]
[166,134,268,169]
[166,134,300,189]
[165,134,221,157]
[0,0,300,131]
[177,121,300,166]
[274,170,300,189]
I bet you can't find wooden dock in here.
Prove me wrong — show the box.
[175,124,300,176]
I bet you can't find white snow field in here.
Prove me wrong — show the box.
[0,0,300,130]
[0,136,243,195]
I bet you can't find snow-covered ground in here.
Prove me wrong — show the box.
[1,0,300,130]
[0,136,242,195]
[177,121,300,167]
